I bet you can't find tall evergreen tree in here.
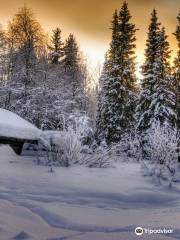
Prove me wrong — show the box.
[96,53,109,143]
[96,10,119,143]
[49,28,64,64]
[174,13,180,162]
[149,27,176,127]
[136,9,161,132]
[96,2,137,145]
[136,10,176,156]
[63,33,82,95]
[174,13,180,130]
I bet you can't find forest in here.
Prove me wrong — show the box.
[0,2,179,173]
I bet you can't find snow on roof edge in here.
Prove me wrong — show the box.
[0,108,41,140]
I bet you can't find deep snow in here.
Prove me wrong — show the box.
[0,145,180,240]
[0,108,41,140]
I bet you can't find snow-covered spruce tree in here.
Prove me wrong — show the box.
[96,53,109,143]
[151,28,176,127]
[136,9,161,134]
[136,10,176,157]
[63,33,89,116]
[96,3,137,145]
[174,13,180,131]
[63,34,83,96]
[49,28,64,64]
[96,10,120,144]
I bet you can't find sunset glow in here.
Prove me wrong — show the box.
[0,0,178,76]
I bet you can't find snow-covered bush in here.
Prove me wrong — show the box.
[80,142,113,168]
[39,127,113,168]
[67,114,94,145]
[141,160,180,188]
[147,121,177,165]
[39,129,82,167]
[110,133,143,161]
[53,128,82,166]
[141,122,179,187]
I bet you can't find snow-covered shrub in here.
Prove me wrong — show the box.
[53,128,82,166]
[80,145,93,154]
[40,129,81,167]
[80,142,113,168]
[37,129,81,167]
[110,133,143,161]
[147,121,177,165]
[67,114,94,145]
[141,160,180,188]
[39,129,113,168]
[141,122,179,187]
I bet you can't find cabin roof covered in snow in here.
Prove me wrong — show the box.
[0,109,41,140]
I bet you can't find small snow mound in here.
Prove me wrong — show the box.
[0,108,41,140]
[13,231,31,240]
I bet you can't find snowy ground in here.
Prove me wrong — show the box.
[0,145,180,240]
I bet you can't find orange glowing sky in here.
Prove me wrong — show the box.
[0,0,179,72]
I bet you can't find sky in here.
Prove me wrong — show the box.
[0,0,179,73]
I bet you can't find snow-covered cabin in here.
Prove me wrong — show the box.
[0,109,41,154]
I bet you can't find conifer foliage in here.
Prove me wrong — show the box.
[49,28,64,64]
[63,34,83,95]
[136,10,176,157]
[136,10,161,133]
[174,13,180,130]
[174,13,180,163]
[136,10,176,134]
[96,2,137,145]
